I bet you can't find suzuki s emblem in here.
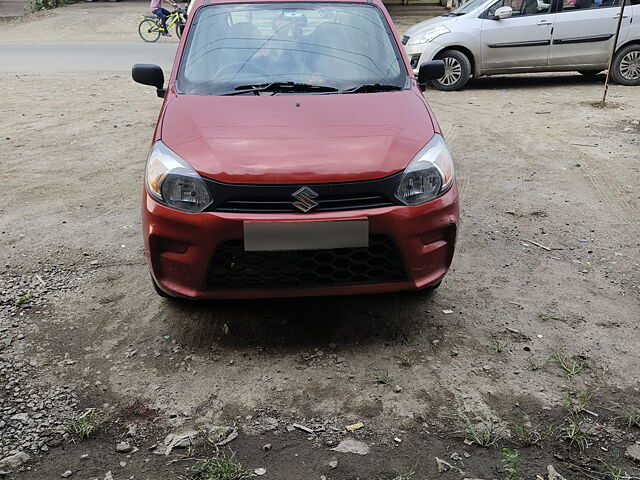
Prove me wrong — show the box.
[292,186,319,213]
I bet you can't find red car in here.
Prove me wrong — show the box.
[133,0,459,299]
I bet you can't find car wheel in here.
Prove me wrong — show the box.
[429,50,472,91]
[577,70,602,76]
[611,44,640,86]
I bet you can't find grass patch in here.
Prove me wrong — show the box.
[457,414,505,448]
[547,350,589,377]
[490,336,508,354]
[65,408,103,440]
[612,403,640,429]
[13,293,33,307]
[510,422,551,447]
[391,467,416,480]
[186,451,250,480]
[558,413,595,452]
[501,448,522,480]
[372,368,391,385]
[395,353,416,367]
[565,390,594,416]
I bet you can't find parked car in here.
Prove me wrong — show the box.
[403,0,640,90]
[132,0,458,299]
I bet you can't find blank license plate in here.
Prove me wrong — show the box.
[243,220,369,252]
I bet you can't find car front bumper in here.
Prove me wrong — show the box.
[143,184,459,299]
[405,40,446,76]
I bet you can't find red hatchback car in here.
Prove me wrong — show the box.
[133,0,459,299]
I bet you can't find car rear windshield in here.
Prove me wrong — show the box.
[177,2,408,95]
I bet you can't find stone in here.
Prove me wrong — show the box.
[625,444,640,463]
[0,451,30,471]
[104,472,114,480]
[254,468,266,476]
[116,441,132,453]
[61,470,73,478]
[329,460,338,469]
[11,413,29,422]
[547,465,567,480]
[331,438,369,455]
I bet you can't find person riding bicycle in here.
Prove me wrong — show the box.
[150,0,177,37]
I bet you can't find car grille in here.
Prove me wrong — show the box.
[205,235,406,289]
[202,173,402,214]
[402,35,410,45]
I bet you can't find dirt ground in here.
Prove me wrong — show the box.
[1,2,639,480]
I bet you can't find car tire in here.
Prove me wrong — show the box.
[577,70,602,76]
[429,50,472,91]
[611,44,640,86]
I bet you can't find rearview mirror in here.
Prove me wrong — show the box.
[493,6,513,19]
[417,60,445,91]
[132,64,166,98]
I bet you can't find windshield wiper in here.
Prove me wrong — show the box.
[340,84,404,94]
[221,82,341,96]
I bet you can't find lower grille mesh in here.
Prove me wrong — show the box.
[205,235,406,289]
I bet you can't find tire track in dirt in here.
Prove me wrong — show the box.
[547,135,639,224]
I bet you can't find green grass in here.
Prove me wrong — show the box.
[13,293,33,307]
[558,414,595,452]
[186,451,250,480]
[547,350,589,377]
[509,422,552,447]
[501,448,522,480]
[372,368,391,385]
[491,336,508,353]
[565,390,594,415]
[391,467,416,480]
[612,402,640,429]
[395,353,416,367]
[64,408,103,439]
[457,414,505,448]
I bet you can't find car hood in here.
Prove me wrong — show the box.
[160,90,435,184]
[404,15,459,37]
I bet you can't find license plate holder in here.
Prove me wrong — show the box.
[243,220,369,252]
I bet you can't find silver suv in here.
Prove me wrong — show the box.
[403,0,640,90]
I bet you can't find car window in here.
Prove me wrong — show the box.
[177,2,407,95]
[487,0,552,16]
[559,0,619,10]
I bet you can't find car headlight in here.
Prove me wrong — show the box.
[145,141,212,213]
[407,25,450,45]
[395,134,454,206]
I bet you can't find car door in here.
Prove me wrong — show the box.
[549,0,633,67]
[480,0,556,70]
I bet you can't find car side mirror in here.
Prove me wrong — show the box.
[417,60,445,91]
[132,64,166,98]
[492,6,513,19]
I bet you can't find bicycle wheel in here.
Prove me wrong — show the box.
[138,19,161,43]
[176,21,184,39]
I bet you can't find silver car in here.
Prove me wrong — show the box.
[403,0,640,90]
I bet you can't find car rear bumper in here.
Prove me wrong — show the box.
[143,184,459,299]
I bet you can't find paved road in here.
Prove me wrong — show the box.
[0,42,177,73]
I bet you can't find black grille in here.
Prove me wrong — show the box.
[205,235,406,289]
[402,35,410,45]
[202,173,402,214]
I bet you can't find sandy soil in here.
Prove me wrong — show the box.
[1,2,639,480]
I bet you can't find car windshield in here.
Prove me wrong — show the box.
[177,2,408,95]
[449,0,488,14]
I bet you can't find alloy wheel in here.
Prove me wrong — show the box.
[440,57,463,86]
[619,51,640,81]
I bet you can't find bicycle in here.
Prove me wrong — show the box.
[138,6,186,43]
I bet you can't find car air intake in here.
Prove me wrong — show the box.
[205,235,406,289]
